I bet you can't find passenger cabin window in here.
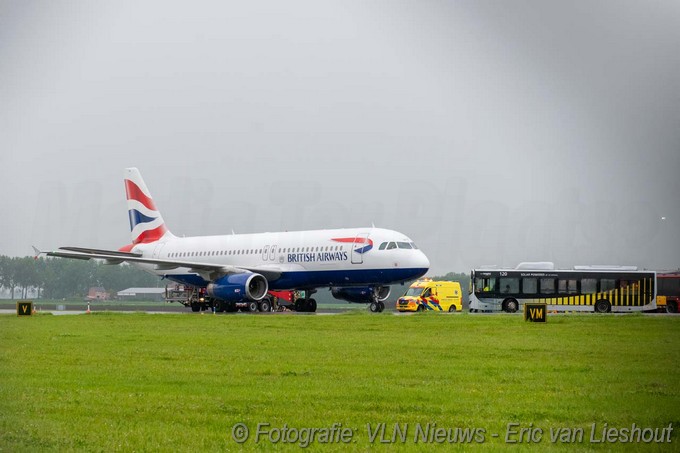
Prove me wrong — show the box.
[581,278,597,294]
[540,278,555,294]
[522,278,538,294]
[500,278,519,294]
[558,279,578,294]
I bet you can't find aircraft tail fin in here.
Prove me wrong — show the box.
[124,168,174,244]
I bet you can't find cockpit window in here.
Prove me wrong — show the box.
[397,242,412,249]
[379,242,387,250]
[386,242,397,250]
[410,242,418,249]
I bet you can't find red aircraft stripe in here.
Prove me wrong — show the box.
[125,180,156,211]
[332,237,371,244]
[133,224,168,244]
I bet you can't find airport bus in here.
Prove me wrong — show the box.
[469,263,656,313]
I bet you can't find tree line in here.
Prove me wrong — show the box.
[0,256,160,300]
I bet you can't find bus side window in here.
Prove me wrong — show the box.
[568,280,578,294]
[540,278,555,294]
[559,279,578,295]
[600,279,615,292]
[522,278,538,294]
[581,278,597,294]
[500,278,519,293]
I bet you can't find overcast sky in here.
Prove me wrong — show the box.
[1,0,678,274]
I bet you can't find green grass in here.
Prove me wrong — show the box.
[0,313,678,451]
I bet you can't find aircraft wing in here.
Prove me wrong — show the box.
[37,247,283,282]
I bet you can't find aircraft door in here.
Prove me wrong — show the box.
[152,243,166,259]
[351,233,370,264]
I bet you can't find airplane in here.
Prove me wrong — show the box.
[37,168,430,313]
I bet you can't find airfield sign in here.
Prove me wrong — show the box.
[17,300,33,316]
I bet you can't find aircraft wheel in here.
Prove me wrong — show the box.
[294,299,305,312]
[378,301,385,312]
[259,299,271,313]
[190,303,200,312]
[307,298,317,312]
[247,301,259,312]
[369,302,380,313]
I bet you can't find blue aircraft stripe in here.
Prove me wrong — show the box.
[354,244,373,254]
[164,267,430,290]
[128,209,157,230]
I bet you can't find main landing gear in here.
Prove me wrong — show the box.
[369,300,385,313]
[293,289,318,313]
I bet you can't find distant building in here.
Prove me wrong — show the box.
[117,287,165,301]
[87,287,110,300]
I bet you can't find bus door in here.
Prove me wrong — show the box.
[475,276,497,294]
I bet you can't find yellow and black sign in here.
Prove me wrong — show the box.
[524,303,546,322]
[17,300,33,316]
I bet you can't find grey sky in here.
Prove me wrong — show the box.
[1,0,678,274]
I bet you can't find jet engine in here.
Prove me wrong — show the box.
[330,286,391,304]
[206,273,268,302]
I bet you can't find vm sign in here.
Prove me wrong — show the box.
[523,303,546,322]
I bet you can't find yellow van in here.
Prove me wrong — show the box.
[396,279,462,312]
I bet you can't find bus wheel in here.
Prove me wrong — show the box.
[594,299,611,313]
[503,299,518,313]
[667,301,678,314]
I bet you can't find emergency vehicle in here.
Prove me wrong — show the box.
[396,279,463,312]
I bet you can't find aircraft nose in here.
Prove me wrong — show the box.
[417,250,430,270]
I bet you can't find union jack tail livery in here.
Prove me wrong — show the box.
[124,167,174,244]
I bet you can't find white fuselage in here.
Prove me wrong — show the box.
[130,227,429,290]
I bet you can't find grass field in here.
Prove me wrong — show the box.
[0,312,678,451]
